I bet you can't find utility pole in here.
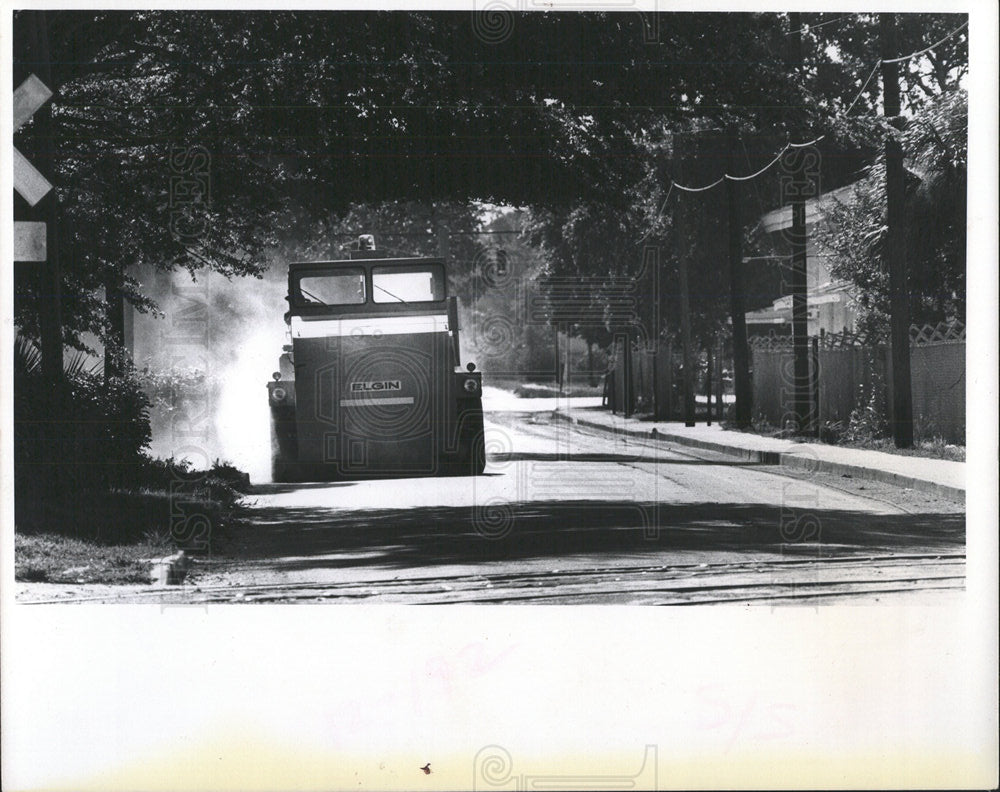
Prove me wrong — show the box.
[789,179,810,433]
[651,285,659,419]
[726,130,751,427]
[788,11,811,433]
[23,11,62,387]
[880,13,914,447]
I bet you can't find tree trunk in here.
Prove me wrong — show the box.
[716,335,724,418]
[726,131,751,427]
[678,256,695,427]
[706,342,713,426]
[622,332,634,417]
[667,337,674,419]
[554,328,562,393]
[790,196,810,432]
[676,135,696,427]
[104,272,126,379]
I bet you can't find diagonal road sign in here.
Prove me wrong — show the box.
[13,147,54,207]
[13,73,54,206]
[14,73,53,131]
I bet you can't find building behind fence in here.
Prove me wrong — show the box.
[607,322,965,445]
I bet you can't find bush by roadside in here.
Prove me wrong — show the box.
[721,369,964,462]
[15,335,251,583]
[14,336,152,495]
[16,457,247,541]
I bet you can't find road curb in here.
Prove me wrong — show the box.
[149,551,190,586]
[552,411,965,502]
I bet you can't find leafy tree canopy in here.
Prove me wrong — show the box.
[813,89,967,336]
[12,10,967,351]
[524,11,967,343]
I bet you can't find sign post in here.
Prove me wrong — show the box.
[13,69,60,381]
[14,221,47,262]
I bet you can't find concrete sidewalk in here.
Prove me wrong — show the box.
[553,406,965,501]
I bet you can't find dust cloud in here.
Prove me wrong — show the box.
[134,257,289,483]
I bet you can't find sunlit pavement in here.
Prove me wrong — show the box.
[19,399,965,605]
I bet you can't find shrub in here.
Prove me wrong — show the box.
[137,363,212,421]
[818,420,846,444]
[844,375,889,444]
[15,338,250,555]
[126,455,250,506]
[14,336,152,496]
[205,460,252,493]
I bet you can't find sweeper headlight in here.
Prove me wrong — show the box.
[463,378,480,393]
[271,387,288,402]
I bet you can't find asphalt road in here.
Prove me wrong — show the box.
[20,405,966,605]
[173,406,965,605]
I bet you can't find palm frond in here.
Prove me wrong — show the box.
[64,350,102,379]
[15,333,102,378]
[14,334,42,376]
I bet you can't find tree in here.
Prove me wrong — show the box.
[806,13,967,116]
[13,11,297,353]
[521,12,873,369]
[813,89,967,337]
[13,11,966,358]
[284,199,490,302]
[464,211,560,378]
[11,10,674,352]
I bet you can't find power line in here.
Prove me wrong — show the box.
[674,176,725,194]
[842,20,968,113]
[843,62,883,115]
[783,14,853,37]
[881,20,968,64]
[653,19,968,197]
[669,134,827,194]
[725,138,805,182]
[366,230,520,237]
[742,136,787,267]
[638,131,825,243]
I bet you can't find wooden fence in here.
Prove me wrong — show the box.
[749,322,965,444]
[606,322,966,444]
